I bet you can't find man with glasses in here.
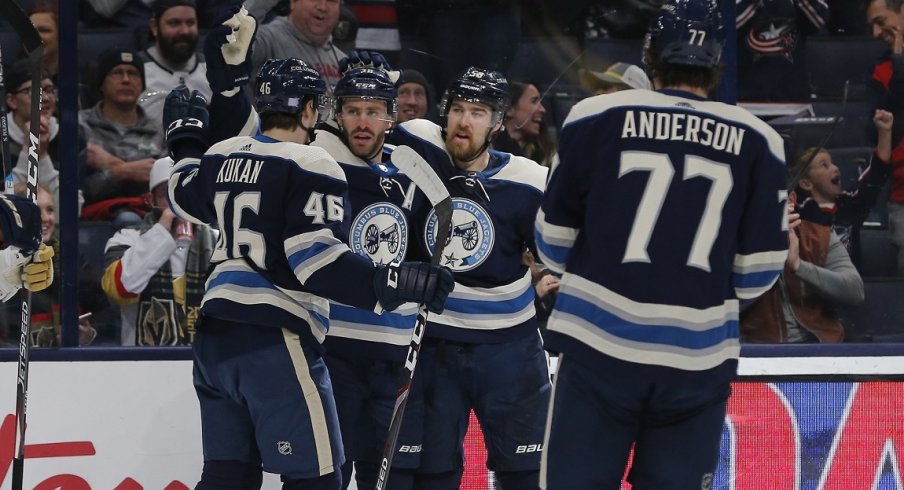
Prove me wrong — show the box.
[79,48,165,227]
[2,58,83,213]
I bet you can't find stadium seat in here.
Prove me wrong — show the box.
[851,226,898,279]
[805,36,885,101]
[839,279,904,342]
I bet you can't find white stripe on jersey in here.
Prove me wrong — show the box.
[429,270,536,330]
[548,310,741,371]
[327,322,414,346]
[282,329,335,475]
[563,90,786,165]
[491,154,548,192]
[284,229,350,284]
[560,273,740,331]
[734,249,789,272]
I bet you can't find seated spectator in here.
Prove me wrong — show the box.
[493,80,555,166]
[3,59,85,214]
[395,68,430,123]
[101,157,214,346]
[28,1,59,80]
[579,62,652,95]
[139,0,211,138]
[741,110,895,343]
[0,184,96,347]
[79,49,164,228]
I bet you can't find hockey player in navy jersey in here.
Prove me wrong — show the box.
[535,1,790,489]
[163,58,453,490]
[389,68,551,489]
[311,53,433,489]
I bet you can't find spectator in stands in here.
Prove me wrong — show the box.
[735,0,829,101]
[101,157,214,346]
[139,0,211,138]
[579,61,651,95]
[82,0,153,29]
[741,109,895,342]
[28,1,59,80]
[494,80,555,166]
[395,68,430,123]
[3,59,84,214]
[251,0,346,88]
[79,48,163,228]
[867,0,904,275]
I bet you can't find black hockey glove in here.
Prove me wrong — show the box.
[339,50,400,83]
[373,262,454,313]
[0,194,41,254]
[204,5,257,96]
[164,85,210,161]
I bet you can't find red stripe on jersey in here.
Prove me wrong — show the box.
[113,261,139,300]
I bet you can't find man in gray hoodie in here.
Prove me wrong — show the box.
[251,0,346,89]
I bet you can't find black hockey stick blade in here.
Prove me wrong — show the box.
[1,2,43,489]
[375,146,452,490]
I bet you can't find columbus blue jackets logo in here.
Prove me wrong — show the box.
[424,198,494,272]
[349,202,409,265]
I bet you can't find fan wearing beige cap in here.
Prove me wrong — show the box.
[580,61,652,95]
[100,157,215,346]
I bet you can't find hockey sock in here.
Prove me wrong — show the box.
[281,471,341,490]
[196,460,263,490]
[494,470,540,490]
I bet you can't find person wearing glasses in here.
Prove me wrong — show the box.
[79,48,165,227]
[2,58,84,214]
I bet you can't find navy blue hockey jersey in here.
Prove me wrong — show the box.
[313,127,428,360]
[535,89,788,382]
[168,134,382,351]
[392,119,548,343]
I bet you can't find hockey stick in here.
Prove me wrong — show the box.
[375,145,452,490]
[0,1,43,488]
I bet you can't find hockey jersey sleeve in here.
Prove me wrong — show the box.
[534,150,584,275]
[167,156,217,225]
[732,143,789,301]
[282,156,381,311]
[101,225,179,305]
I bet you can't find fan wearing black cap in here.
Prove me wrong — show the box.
[138,0,212,138]
[79,48,165,228]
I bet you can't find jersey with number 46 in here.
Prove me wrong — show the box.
[168,134,382,351]
[535,89,789,385]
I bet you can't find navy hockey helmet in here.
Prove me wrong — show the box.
[440,67,510,127]
[644,0,724,70]
[334,66,398,119]
[255,58,332,123]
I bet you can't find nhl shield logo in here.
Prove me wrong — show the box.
[701,472,713,490]
[349,202,409,265]
[277,441,292,455]
[424,198,494,272]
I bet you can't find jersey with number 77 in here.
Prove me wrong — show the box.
[535,89,789,384]
[167,134,383,352]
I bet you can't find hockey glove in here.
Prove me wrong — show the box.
[339,50,401,84]
[164,85,210,161]
[0,243,52,301]
[0,194,41,253]
[204,5,257,96]
[373,262,454,313]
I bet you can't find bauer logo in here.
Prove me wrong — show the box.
[349,203,409,265]
[277,441,292,455]
[398,444,422,453]
[424,198,494,272]
[515,443,543,454]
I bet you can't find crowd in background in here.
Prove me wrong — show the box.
[0,0,901,347]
